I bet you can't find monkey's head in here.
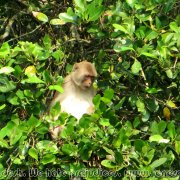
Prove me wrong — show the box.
[71,61,97,90]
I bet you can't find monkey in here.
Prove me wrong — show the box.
[49,61,97,139]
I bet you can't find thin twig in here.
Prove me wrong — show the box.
[7,25,42,43]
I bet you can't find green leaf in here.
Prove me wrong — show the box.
[145,87,159,94]
[101,160,117,168]
[0,138,9,148]
[126,0,136,8]
[7,94,19,105]
[114,97,126,110]
[0,42,10,58]
[140,52,157,59]
[22,75,44,84]
[133,117,140,128]
[0,121,16,139]
[36,140,58,154]
[52,50,64,61]
[131,60,142,75]
[166,69,173,79]
[87,1,104,21]
[103,88,114,100]
[50,18,66,25]
[99,118,110,126]
[150,121,159,134]
[0,67,15,74]
[49,85,64,93]
[167,122,176,139]
[142,110,150,122]
[164,33,174,43]
[10,128,22,145]
[41,154,55,165]
[32,11,48,22]
[149,135,163,142]
[0,104,6,111]
[50,102,61,117]
[16,90,25,100]
[150,158,167,169]
[145,30,158,41]
[149,135,169,143]
[166,100,177,108]
[93,94,101,107]
[79,143,92,160]
[158,121,167,133]
[155,16,161,29]
[28,148,38,160]
[134,139,145,152]
[146,98,159,112]
[61,144,78,156]
[170,22,179,33]
[43,34,52,49]
[59,13,77,23]
[74,0,86,12]
[113,24,128,34]
[175,141,180,154]
[136,99,145,113]
[27,115,40,129]
[0,76,16,93]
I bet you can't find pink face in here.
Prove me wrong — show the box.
[72,61,97,90]
[81,75,95,89]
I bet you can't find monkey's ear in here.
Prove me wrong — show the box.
[73,63,79,71]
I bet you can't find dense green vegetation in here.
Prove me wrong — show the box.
[0,0,180,179]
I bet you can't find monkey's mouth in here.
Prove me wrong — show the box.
[82,85,91,89]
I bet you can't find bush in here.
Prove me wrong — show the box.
[0,0,180,179]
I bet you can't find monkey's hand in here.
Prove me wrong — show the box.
[49,126,63,139]
[87,106,95,114]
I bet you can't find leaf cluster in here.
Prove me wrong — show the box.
[0,0,180,179]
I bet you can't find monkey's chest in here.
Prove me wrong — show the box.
[61,95,92,120]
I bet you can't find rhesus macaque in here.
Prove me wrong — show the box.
[49,61,97,139]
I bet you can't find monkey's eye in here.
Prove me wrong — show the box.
[73,64,79,71]
[84,75,96,82]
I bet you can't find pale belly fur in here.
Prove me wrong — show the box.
[60,94,92,120]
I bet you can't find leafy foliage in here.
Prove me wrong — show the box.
[0,0,180,179]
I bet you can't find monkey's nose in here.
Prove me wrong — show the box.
[85,84,91,88]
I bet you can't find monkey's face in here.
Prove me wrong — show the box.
[72,61,97,90]
[81,75,95,90]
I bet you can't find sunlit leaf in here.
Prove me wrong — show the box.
[145,87,159,94]
[150,158,167,169]
[49,85,64,93]
[166,69,173,79]
[166,100,177,108]
[170,22,179,33]
[0,104,6,110]
[25,65,36,76]
[21,75,44,84]
[32,11,48,22]
[131,60,142,75]
[28,148,38,161]
[0,67,15,74]
[59,13,77,23]
[149,135,169,143]
[145,30,158,41]
[0,76,16,93]
[41,154,55,164]
[101,160,117,168]
[175,141,180,154]
[50,19,66,25]
[113,24,128,34]
[126,0,136,8]
[163,107,171,120]
[136,99,145,113]
[167,122,176,139]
